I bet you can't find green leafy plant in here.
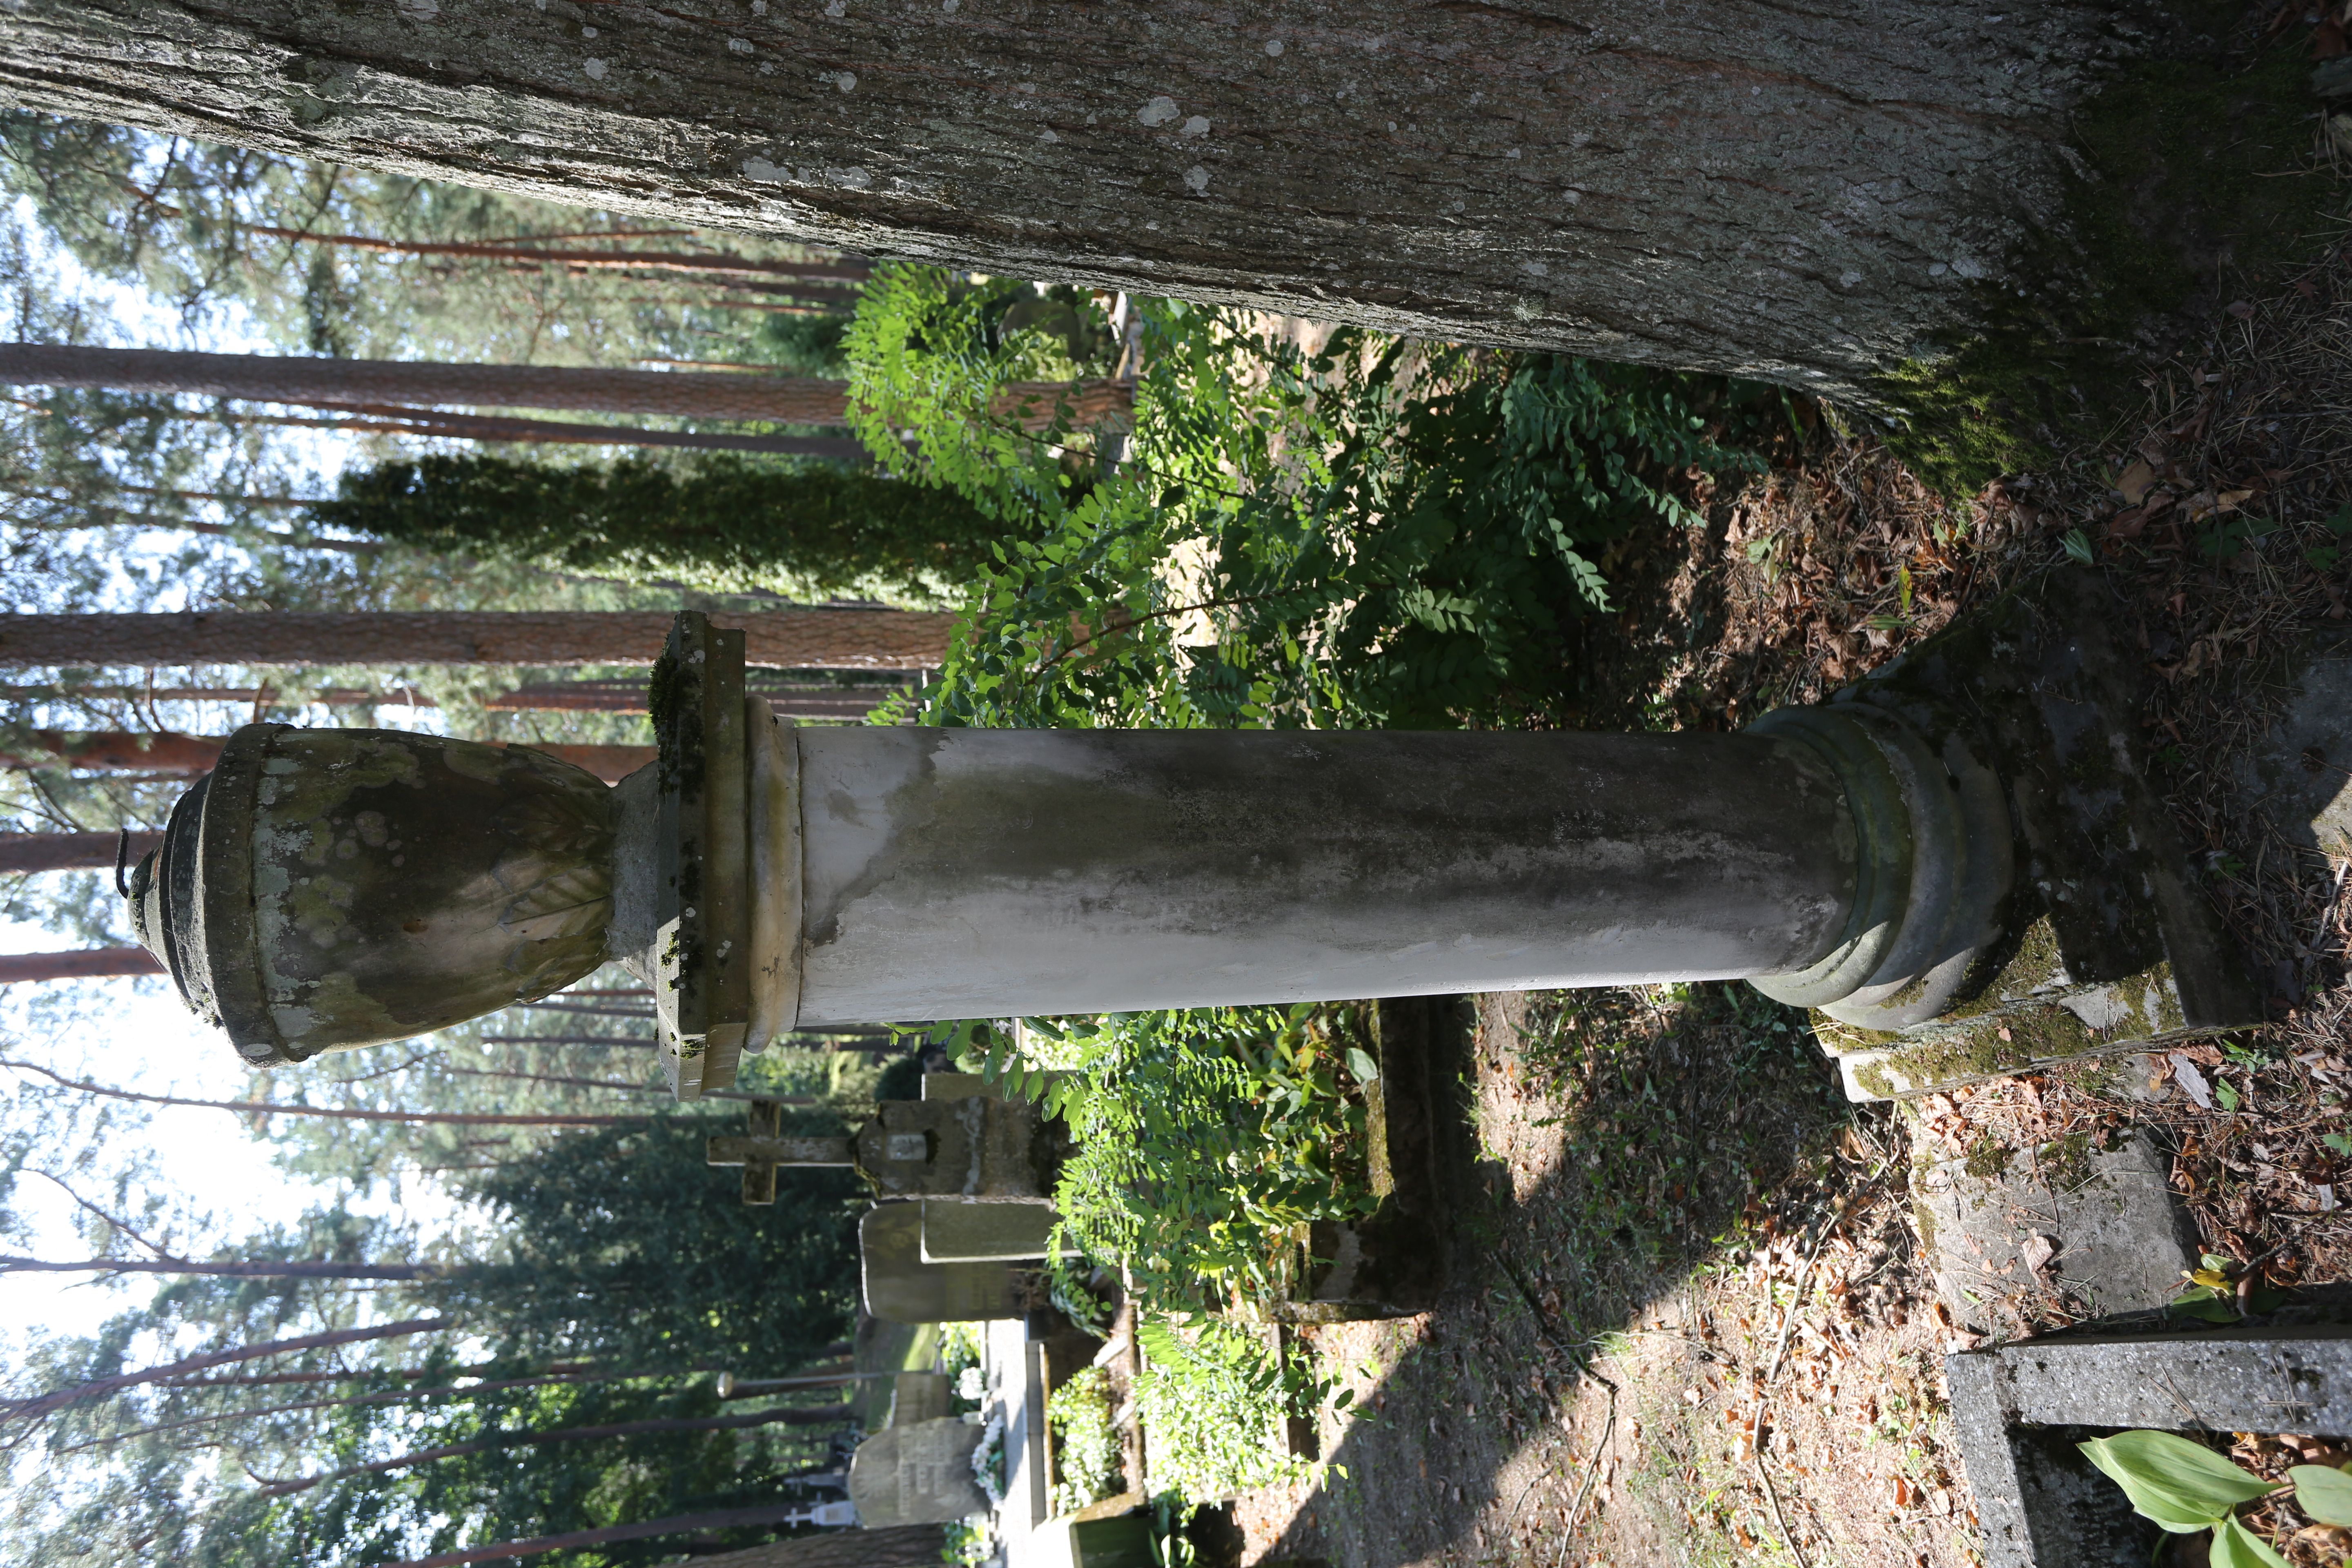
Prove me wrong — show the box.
[1131,1316,1332,1502]
[847,267,1779,731]
[968,1006,1371,1503]
[2169,1252,2285,1324]
[1044,1366,1126,1515]
[2079,1429,2352,1564]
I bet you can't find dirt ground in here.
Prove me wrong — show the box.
[1228,232,2352,1568]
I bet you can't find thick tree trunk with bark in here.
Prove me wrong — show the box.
[0,344,1129,430]
[0,1,2309,413]
[0,610,955,670]
[0,831,163,873]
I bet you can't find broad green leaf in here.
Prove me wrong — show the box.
[2290,1463,2352,1527]
[2078,1431,2270,1532]
[1344,1047,1379,1085]
[2209,1517,2290,1568]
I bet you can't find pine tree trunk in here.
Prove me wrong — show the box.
[372,1508,916,1568]
[0,831,163,873]
[0,1,2301,407]
[261,1401,859,1497]
[2,1316,453,1424]
[0,948,164,982]
[0,343,1128,430]
[689,1526,948,1568]
[0,1057,655,1125]
[0,610,955,670]
[0,731,653,782]
[0,1256,447,1280]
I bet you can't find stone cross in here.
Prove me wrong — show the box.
[704,1098,852,1205]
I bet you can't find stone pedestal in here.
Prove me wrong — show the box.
[1806,570,2265,1098]
[127,584,2269,1106]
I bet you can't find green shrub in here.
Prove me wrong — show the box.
[1044,1366,1125,1515]
[845,267,1779,729]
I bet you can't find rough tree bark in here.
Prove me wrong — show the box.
[0,344,1129,430]
[0,1,2316,421]
[0,610,955,670]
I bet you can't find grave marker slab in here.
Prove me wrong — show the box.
[860,1203,1022,1323]
[846,1416,990,1527]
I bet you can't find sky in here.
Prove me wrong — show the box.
[0,209,444,1351]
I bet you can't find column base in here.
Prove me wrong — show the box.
[1798,568,2264,1101]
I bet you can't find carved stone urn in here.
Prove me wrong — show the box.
[129,584,2259,1103]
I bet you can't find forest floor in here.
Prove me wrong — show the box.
[1227,238,2352,1566]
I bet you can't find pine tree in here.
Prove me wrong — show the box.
[311,453,1017,604]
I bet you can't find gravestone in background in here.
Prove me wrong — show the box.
[860,1203,1022,1323]
[847,1417,991,1527]
[921,1199,1063,1263]
[888,1370,952,1427]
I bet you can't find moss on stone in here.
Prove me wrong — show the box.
[1876,32,2338,496]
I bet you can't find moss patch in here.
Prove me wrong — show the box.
[1878,31,2340,496]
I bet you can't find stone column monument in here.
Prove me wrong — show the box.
[120,575,2267,1102]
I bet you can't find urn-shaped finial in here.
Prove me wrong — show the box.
[127,724,616,1065]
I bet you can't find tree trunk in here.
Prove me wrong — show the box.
[0,731,653,783]
[370,1507,910,1568]
[0,1255,446,1280]
[0,344,1129,431]
[1,1315,452,1424]
[222,405,876,458]
[0,831,163,873]
[0,731,226,775]
[0,1,2308,412]
[260,1401,859,1498]
[0,610,953,670]
[0,1057,653,1126]
[0,948,164,983]
[687,1526,948,1568]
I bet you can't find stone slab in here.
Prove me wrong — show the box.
[846,1416,990,1527]
[922,1199,1069,1263]
[860,1203,1023,1323]
[1913,1129,2199,1339]
[1948,1326,2352,1568]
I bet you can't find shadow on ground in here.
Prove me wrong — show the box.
[1238,985,1900,1568]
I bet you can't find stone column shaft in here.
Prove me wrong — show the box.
[785,726,1859,1024]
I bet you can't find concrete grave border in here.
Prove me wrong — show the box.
[1948,1321,2352,1566]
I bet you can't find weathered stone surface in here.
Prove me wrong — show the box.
[886,1370,952,1428]
[1913,1129,2198,1339]
[921,1201,1063,1264]
[846,1417,989,1528]
[859,1204,1022,1324]
[1949,1326,2352,1567]
[1813,569,2259,1099]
